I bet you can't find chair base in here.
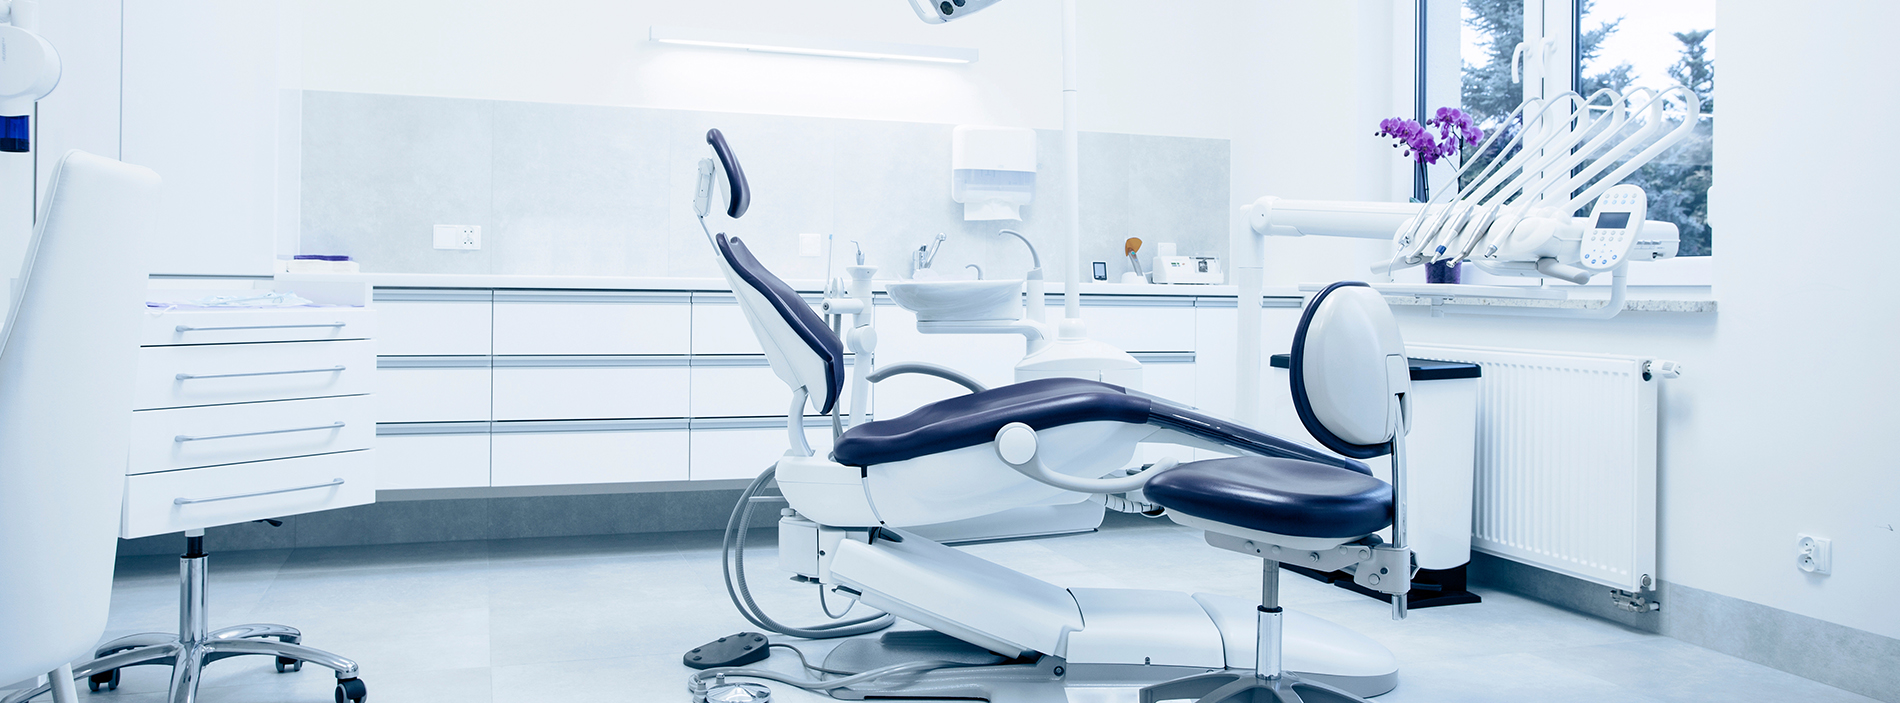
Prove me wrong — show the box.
[1140,671,1371,703]
[0,550,365,703]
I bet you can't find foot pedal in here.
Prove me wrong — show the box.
[684,632,770,670]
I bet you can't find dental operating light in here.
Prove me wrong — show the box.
[908,0,1009,23]
[0,0,61,153]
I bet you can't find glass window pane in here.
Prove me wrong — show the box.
[1459,0,1525,190]
[1578,0,1715,256]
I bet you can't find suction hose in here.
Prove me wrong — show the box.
[721,466,895,639]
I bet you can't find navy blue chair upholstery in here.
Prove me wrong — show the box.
[1145,458,1391,539]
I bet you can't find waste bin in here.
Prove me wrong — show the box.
[1265,353,1481,608]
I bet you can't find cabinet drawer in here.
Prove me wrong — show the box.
[1133,353,1197,407]
[691,360,863,418]
[375,427,490,490]
[130,396,372,475]
[691,294,824,355]
[689,420,833,481]
[135,340,375,410]
[376,360,491,423]
[491,359,688,421]
[373,290,493,356]
[493,291,690,355]
[1082,299,1197,353]
[121,449,375,539]
[489,421,688,486]
[140,307,374,346]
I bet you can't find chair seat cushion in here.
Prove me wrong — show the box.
[1145,457,1393,539]
[832,377,1150,467]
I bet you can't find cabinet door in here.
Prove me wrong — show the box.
[1192,299,1306,420]
[374,289,494,356]
[691,292,826,355]
[489,421,689,486]
[1073,296,1198,353]
[689,420,834,482]
[491,359,690,421]
[493,291,691,355]
[375,425,491,490]
[376,359,491,423]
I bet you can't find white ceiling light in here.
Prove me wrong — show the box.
[649,26,977,64]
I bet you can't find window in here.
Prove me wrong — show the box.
[1429,0,1714,270]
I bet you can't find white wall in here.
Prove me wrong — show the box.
[1251,0,1900,641]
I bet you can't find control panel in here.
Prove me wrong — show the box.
[1579,184,1647,271]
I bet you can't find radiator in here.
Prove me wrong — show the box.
[1408,344,1659,593]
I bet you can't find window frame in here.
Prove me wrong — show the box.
[1412,0,1712,287]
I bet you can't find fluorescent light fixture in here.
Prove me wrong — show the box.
[649,26,977,64]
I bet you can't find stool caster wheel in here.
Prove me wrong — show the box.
[87,669,120,693]
[275,656,303,673]
[334,677,367,703]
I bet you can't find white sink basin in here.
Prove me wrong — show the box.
[886,279,1024,322]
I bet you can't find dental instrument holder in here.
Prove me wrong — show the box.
[1233,87,1700,425]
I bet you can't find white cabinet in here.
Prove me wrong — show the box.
[123,302,377,538]
[373,289,494,356]
[494,291,691,355]
[491,359,691,421]
[690,420,833,481]
[1067,296,1199,353]
[135,340,374,410]
[375,360,491,423]
[129,395,372,475]
[490,421,689,487]
[1192,299,1306,420]
[375,427,491,491]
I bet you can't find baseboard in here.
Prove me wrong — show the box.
[1470,552,1900,702]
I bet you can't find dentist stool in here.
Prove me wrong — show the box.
[0,151,157,703]
[1141,281,1416,703]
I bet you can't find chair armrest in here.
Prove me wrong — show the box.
[865,363,988,394]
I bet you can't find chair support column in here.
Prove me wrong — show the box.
[1257,559,1283,680]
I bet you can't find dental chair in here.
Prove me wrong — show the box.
[692,129,1417,702]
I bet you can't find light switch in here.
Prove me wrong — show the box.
[434,225,481,250]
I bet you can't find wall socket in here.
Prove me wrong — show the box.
[1797,534,1831,574]
[434,224,481,250]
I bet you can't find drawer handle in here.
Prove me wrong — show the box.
[175,322,347,333]
[175,422,347,443]
[175,366,346,381]
[172,478,345,506]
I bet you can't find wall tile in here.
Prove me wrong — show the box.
[300,91,494,274]
[300,92,1232,282]
[488,101,674,277]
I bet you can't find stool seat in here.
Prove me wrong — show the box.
[1146,457,1393,539]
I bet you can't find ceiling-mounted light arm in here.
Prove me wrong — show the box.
[908,0,1009,24]
[649,26,977,64]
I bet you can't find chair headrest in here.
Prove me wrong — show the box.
[1289,281,1409,459]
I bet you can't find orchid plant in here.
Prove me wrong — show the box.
[1377,107,1483,166]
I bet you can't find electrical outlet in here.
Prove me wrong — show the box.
[1797,534,1831,574]
[434,224,481,250]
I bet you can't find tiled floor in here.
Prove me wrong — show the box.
[15,517,1878,703]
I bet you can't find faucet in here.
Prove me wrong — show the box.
[910,233,947,277]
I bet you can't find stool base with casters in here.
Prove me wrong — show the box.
[0,533,367,703]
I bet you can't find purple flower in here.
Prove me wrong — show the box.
[1377,107,1484,165]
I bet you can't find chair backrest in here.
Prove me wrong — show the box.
[1288,281,1410,460]
[0,151,159,684]
[712,233,845,415]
